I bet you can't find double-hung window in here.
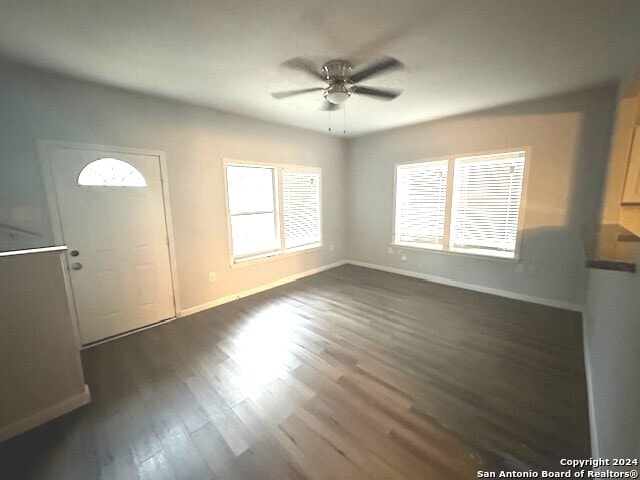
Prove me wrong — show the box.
[226,164,280,261]
[393,150,527,259]
[225,162,321,264]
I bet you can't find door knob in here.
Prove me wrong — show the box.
[71,262,83,271]
[70,250,80,257]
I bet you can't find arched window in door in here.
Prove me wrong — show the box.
[78,158,147,187]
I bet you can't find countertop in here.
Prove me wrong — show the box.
[581,224,640,272]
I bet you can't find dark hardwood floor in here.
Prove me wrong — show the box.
[0,265,590,479]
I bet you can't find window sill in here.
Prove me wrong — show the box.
[391,243,519,263]
[230,244,323,269]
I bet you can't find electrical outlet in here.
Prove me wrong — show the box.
[401,254,407,262]
[388,246,394,254]
[209,272,217,282]
[329,244,334,251]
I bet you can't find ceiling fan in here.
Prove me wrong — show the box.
[271,57,403,110]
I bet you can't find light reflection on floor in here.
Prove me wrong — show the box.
[217,303,303,395]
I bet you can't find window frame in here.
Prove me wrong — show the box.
[391,147,530,262]
[223,159,323,267]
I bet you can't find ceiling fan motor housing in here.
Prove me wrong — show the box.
[321,60,353,81]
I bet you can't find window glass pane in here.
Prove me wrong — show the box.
[230,212,279,258]
[450,152,525,258]
[283,171,321,251]
[226,165,275,214]
[394,160,448,247]
[78,158,147,187]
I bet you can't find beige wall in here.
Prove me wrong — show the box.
[0,251,87,441]
[0,61,348,312]
[347,87,617,308]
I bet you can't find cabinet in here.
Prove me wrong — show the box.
[622,126,640,203]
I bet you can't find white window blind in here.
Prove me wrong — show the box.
[282,170,321,251]
[450,151,525,258]
[394,160,448,248]
[226,165,279,259]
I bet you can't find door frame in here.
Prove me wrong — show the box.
[37,140,182,347]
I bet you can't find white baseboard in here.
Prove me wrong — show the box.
[179,260,348,317]
[581,312,600,458]
[0,385,91,443]
[346,260,584,312]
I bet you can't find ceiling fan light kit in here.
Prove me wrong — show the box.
[324,83,351,104]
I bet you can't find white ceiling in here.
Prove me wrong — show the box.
[1,0,639,136]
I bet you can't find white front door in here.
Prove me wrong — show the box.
[50,147,176,345]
